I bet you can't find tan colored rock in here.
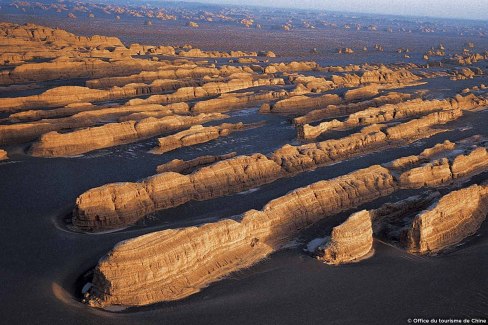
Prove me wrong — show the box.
[82,138,488,306]
[84,165,396,307]
[343,85,379,101]
[318,210,374,265]
[294,92,412,125]
[73,154,284,230]
[398,146,488,189]
[0,102,190,145]
[297,97,454,139]
[29,113,226,157]
[72,109,486,232]
[386,109,462,140]
[153,122,264,154]
[128,77,284,107]
[263,94,341,113]
[156,153,237,174]
[451,147,488,178]
[0,149,8,160]
[85,65,244,88]
[0,75,242,112]
[405,184,488,254]
[192,90,287,113]
[0,58,168,87]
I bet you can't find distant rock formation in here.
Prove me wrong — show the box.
[186,21,199,28]
[294,92,412,125]
[298,94,483,140]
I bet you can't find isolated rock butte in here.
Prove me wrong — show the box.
[319,210,374,265]
[405,184,488,254]
[85,165,396,307]
[29,113,227,157]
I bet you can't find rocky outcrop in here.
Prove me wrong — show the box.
[405,184,488,254]
[343,85,379,101]
[298,94,486,140]
[127,77,285,107]
[317,210,374,265]
[294,92,412,125]
[156,153,237,174]
[74,154,285,230]
[0,103,190,145]
[82,137,488,307]
[386,109,462,140]
[262,94,341,113]
[72,104,483,232]
[29,113,227,157]
[371,191,441,241]
[191,90,288,113]
[152,122,265,154]
[0,75,280,113]
[297,97,452,139]
[0,149,8,160]
[85,65,247,88]
[178,48,257,58]
[84,165,396,307]
[264,61,320,74]
[331,67,420,88]
[0,58,169,87]
[398,147,488,189]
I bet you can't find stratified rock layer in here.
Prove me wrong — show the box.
[156,153,237,174]
[29,113,227,157]
[405,184,488,254]
[85,165,395,307]
[73,97,486,232]
[319,210,374,265]
[153,122,263,154]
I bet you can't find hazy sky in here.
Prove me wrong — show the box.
[180,0,488,20]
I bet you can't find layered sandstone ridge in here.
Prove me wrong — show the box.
[83,138,488,307]
[72,95,485,231]
[152,122,264,154]
[405,184,488,254]
[0,76,282,113]
[0,102,190,145]
[85,165,395,307]
[156,153,237,174]
[29,113,227,157]
[298,97,455,139]
[293,92,412,125]
[263,68,421,114]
